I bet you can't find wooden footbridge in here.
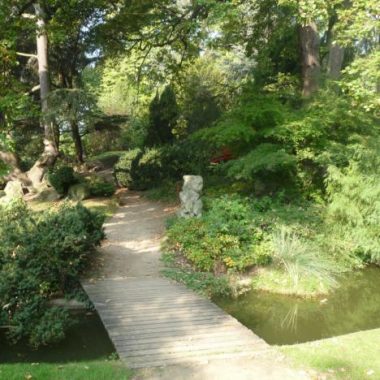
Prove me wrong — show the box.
[83,277,269,369]
[81,194,270,369]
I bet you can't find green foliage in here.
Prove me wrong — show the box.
[48,166,78,195]
[165,195,272,273]
[162,253,232,298]
[340,51,380,115]
[326,139,380,263]
[193,92,286,149]
[271,227,338,290]
[0,201,104,347]
[226,143,296,181]
[88,151,124,169]
[88,178,116,197]
[114,141,210,190]
[132,147,164,190]
[146,86,179,146]
[175,51,252,134]
[114,148,143,188]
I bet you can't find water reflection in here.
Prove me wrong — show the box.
[215,267,380,345]
[0,312,115,363]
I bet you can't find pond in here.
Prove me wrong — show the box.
[0,312,116,363]
[215,267,380,345]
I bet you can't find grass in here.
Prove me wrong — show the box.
[0,360,132,380]
[83,197,118,217]
[281,328,380,379]
[252,267,333,297]
[29,196,118,218]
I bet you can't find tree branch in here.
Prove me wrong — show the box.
[21,13,36,19]
[16,52,37,58]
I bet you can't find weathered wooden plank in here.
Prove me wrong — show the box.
[94,310,223,323]
[117,341,265,358]
[94,307,217,317]
[119,343,266,364]
[114,335,265,353]
[82,275,270,368]
[107,324,243,340]
[111,330,254,346]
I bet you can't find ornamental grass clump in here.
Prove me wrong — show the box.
[271,227,338,291]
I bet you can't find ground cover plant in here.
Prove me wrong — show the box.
[163,194,347,297]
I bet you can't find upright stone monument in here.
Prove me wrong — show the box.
[178,175,203,218]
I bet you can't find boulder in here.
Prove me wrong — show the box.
[178,175,203,218]
[68,183,90,201]
[3,180,24,202]
[35,187,61,202]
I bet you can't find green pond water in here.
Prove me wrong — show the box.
[215,267,380,345]
[0,312,115,363]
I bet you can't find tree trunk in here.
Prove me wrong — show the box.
[299,22,321,97]
[0,151,29,183]
[27,3,59,189]
[327,43,344,80]
[70,121,84,164]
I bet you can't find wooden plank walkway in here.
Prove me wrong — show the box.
[82,277,269,369]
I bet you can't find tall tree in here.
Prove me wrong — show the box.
[299,22,321,96]
[27,2,59,188]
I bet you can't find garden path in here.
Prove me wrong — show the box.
[82,192,310,379]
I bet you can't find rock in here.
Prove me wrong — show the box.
[178,175,203,218]
[35,187,61,202]
[68,183,90,201]
[2,180,24,202]
[49,298,86,310]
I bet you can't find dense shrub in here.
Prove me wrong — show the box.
[326,139,380,264]
[48,166,78,195]
[0,201,104,347]
[145,85,179,146]
[132,148,164,190]
[89,177,116,197]
[165,195,272,273]
[114,148,142,188]
[114,141,210,190]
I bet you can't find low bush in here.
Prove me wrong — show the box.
[48,166,78,195]
[0,201,104,347]
[132,147,164,190]
[89,178,116,197]
[165,195,272,273]
[114,141,210,190]
[114,148,142,188]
